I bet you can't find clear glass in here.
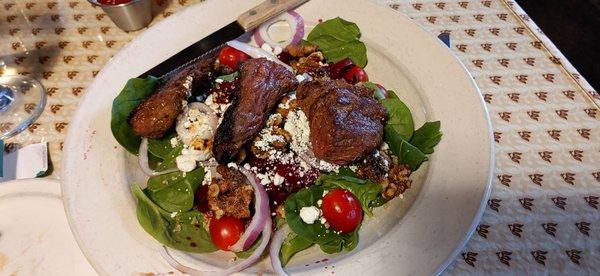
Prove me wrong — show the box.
[0,75,46,140]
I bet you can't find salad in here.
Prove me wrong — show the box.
[111,14,441,275]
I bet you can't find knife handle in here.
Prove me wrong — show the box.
[237,0,309,31]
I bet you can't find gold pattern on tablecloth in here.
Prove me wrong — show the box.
[0,0,598,273]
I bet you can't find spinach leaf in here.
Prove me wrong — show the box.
[284,186,357,254]
[156,144,184,171]
[216,72,238,83]
[280,232,314,266]
[306,17,368,67]
[111,77,159,154]
[132,185,217,253]
[369,194,389,208]
[147,133,177,160]
[380,91,414,141]
[146,167,204,212]
[410,121,442,154]
[385,127,426,171]
[317,174,382,216]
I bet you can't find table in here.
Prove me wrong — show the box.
[1,0,598,273]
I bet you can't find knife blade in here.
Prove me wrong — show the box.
[139,0,309,79]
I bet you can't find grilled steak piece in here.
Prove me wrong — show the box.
[296,79,387,165]
[213,58,297,163]
[129,50,218,139]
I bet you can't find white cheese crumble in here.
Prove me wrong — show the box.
[170,137,179,148]
[205,94,231,116]
[175,147,206,172]
[273,173,285,186]
[295,74,305,83]
[299,206,321,224]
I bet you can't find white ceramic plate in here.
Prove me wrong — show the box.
[62,0,493,275]
[0,179,96,275]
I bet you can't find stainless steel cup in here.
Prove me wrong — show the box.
[88,0,153,32]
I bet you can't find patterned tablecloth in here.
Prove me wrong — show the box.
[1,0,598,273]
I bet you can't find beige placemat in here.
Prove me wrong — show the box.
[1,0,598,273]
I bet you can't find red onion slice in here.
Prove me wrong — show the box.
[226,40,293,71]
[253,11,305,49]
[223,219,272,275]
[138,138,178,176]
[160,220,272,276]
[270,224,291,276]
[229,168,271,252]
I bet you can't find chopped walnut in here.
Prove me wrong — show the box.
[381,161,411,200]
[285,43,318,58]
[357,151,412,200]
[291,51,328,77]
[207,165,254,219]
[190,138,212,151]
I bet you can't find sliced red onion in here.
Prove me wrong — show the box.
[188,102,219,131]
[226,40,293,71]
[254,11,305,49]
[161,220,273,276]
[138,138,178,176]
[270,224,291,276]
[223,220,272,275]
[297,149,320,169]
[229,168,271,252]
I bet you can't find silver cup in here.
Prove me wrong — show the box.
[88,0,153,32]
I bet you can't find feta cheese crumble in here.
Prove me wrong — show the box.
[299,206,321,224]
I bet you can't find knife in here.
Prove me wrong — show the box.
[139,0,309,79]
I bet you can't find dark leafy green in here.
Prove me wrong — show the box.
[216,72,238,83]
[410,121,442,154]
[317,174,382,216]
[380,91,414,141]
[385,127,426,171]
[111,77,158,154]
[306,17,367,67]
[156,144,184,171]
[147,133,177,160]
[146,167,204,212]
[280,232,314,266]
[132,185,217,253]
[284,186,358,254]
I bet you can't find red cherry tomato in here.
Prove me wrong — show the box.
[328,58,355,79]
[343,65,369,84]
[218,46,251,71]
[209,216,245,251]
[321,189,363,233]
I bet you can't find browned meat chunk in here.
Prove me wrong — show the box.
[296,79,387,165]
[207,165,254,219]
[213,58,297,163]
[129,51,218,139]
[356,151,412,200]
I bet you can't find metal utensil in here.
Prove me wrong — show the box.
[88,0,153,32]
[139,0,309,79]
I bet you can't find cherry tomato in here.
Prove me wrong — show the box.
[328,58,355,79]
[343,65,369,84]
[209,216,245,251]
[218,46,251,71]
[321,189,363,233]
